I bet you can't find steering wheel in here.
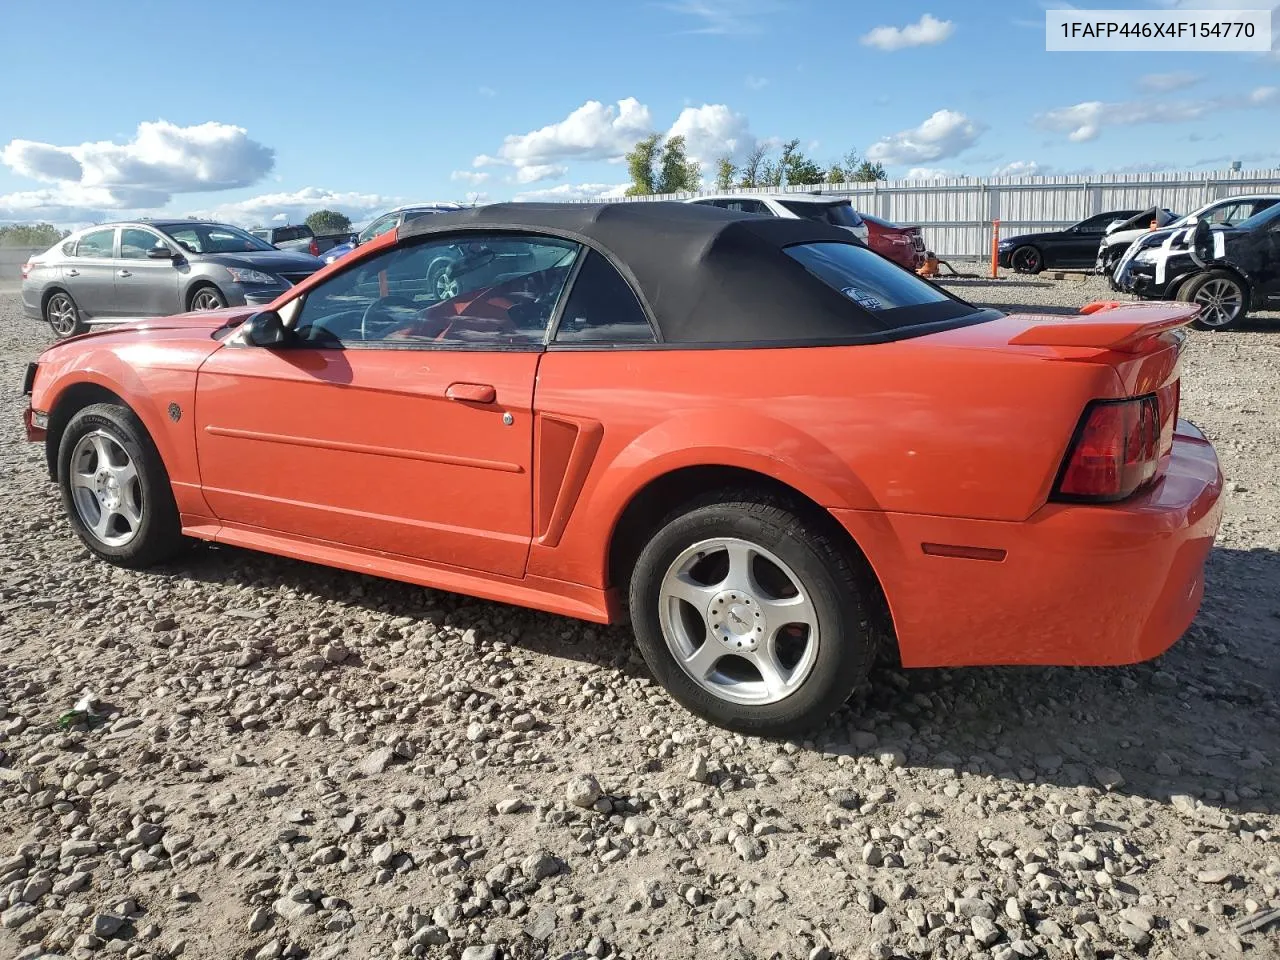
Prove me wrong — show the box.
[359,295,419,340]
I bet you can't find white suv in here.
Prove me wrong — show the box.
[1096,195,1280,275]
[686,194,870,244]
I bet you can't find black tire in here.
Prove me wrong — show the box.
[628,495,876,737]
[187,284,227,312]
[57,403,186,568]
[44,290,87,338]
[1177,269,1249,331]
[1010,245,1044,275]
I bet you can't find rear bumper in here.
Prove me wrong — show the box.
[836,421,1222,668]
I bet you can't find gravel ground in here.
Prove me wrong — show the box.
[1,275,1277,960]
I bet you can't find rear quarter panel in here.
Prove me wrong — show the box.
[529,329,1129,589]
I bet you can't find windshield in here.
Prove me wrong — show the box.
[779,200,863,228]
[1237,201,1280,230]
[162,223,276,254]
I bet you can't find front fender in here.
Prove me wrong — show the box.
[34,339,217,517]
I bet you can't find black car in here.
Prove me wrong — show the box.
[1113,202,1280,330]
[997,209,1143,273]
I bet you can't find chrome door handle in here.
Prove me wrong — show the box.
[66,269,79,277]
[118,270,132,278]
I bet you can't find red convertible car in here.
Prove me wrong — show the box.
[23,203,1222,735]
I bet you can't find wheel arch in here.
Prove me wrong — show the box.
[604,463,898,662]
[1173,262,1254,306]
[43,381,129,479]
[185,279,224,311]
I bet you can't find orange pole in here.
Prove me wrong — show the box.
[989,219,1000,278]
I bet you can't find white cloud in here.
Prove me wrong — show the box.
[513,182,630,202]
[903,167,959,180]
[1138,71,1202,93]
[0,189,110,226]
[745,74,769,90]
[477,99,653,180]
[478,86,497,97]
[1037,88,1278,141]
[866,110,984,165]
[450,170,491,185]
[861,13,954,51]
[666,103,756,166]
[182,187,401,228]
[664,0,778,35]
[513,164,568,184]
[992,160,1051,176]
[1,120,274,210]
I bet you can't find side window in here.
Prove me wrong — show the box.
[292,233,581,349]
[75,228,115,258]
[554,251,654,344]
[1205,203,1244,226]
[120,228,162,259]
[61,240,76,256]
[358,214,397,243]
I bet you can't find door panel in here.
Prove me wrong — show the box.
[62,227,118,317]
[194,346,539,578]
[115,228,182,315]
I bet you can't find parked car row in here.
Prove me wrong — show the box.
[21,200,1223,735]
[995,193,1280,329]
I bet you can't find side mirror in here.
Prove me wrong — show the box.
[147,246,175,259]
[240,310,292,348]
[1191,218,1213,262]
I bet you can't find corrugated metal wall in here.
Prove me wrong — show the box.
[593,169,1280,257]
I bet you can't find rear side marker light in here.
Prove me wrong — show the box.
[921,543,1007,562]
[20,261,34,280]
[1054,396,1161,502]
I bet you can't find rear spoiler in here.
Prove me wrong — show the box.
[1006,301,1199,353]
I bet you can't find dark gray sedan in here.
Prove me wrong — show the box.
[21,219,324,338]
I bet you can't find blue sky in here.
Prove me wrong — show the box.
[0,0,1276,228]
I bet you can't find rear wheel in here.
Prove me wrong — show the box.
[57,403,185,567]
[1178,270,1247,330]
[188,285,227,311]
[1011,245,1044,274]
[628,496,876,736]
[45,291,87,338]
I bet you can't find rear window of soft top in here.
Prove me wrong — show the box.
[784,241,982,333]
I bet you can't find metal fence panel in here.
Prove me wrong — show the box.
[588,169,1280,257]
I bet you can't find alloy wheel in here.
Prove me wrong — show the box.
[68,430,144,547]
[191,290,223,311]
[1012,248,1041,273]
[1192,278,1243,328]
[47,294,78,335]
[658,537,819,705]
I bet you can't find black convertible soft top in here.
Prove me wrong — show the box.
[400,202,981,346]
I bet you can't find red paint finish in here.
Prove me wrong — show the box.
[26,264,1222,672]
[863,215,927,270]
[193,344,539,579]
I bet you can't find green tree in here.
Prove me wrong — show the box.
[851,159,887,182]
[656,135,701,194]
[779,139,825,186]
[305,210,352,234]
[739,144,768,188]
[713,155,737,191]
[625,134,662,196]
[0,222,67,248]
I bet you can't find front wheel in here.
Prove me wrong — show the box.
[57,403,186,568]
[628,497,876,736]
[189,285,227,311]
[45,291,87,338]
[1178,270,1248,331]
[1010,245,1043,274]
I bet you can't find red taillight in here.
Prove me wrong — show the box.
[1054,396,1161,502]
[20,261,34,280]
[308,238,320,256]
